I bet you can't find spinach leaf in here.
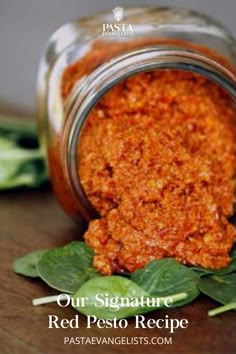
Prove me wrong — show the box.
[0,114,38,137]
[72,275,187,319]
[37,242,100,293]
[191,248,236,277]
[191,262,236,277]
[198,273,236,305]
[190,267,212,277]
[0,115,48,189]
[131,259,199,306]
[13,250,47,277]
[208,297,236,317]
[230,245,236,258]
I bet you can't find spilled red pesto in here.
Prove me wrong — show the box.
[60,41,236,275]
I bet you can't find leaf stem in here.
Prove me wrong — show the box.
[32,294,70,306]
[0,148,45,160]
[208,302,236,317]
[168,292,188,303]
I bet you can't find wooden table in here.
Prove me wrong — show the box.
[1,186,235,354]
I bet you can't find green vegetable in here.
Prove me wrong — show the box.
[199,274,236,316]
[198,274,236,305]
[0,114,37,136]
[208,298,236,317]
[191,247,236,277]
[13,250,47,277]
[191,261,236,277]
[72,275,187,319]
[231,247,236,258]
[13,242,236,318]
[190,268,211,277]
[131,259,199,306]
[0,114,48,189]
[37,242,100,293]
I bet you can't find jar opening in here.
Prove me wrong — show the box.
[62,46,236,220]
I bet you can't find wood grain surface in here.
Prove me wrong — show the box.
[0,187,235,354]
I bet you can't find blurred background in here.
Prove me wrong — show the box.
[0,0,236,116]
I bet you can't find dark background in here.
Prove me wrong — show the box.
[0,0,236,114]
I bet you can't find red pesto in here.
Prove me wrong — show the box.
[53,39,236,275]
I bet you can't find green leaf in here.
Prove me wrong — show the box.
[191,261,236,277]
[131,258,200,306]
[198,274,236,305]
[13,250,47,277]
[0,156,48,189]
[37,242,100,293]
[0,114,37,137]
[191,248,236,277]
[230,245,236,258]
[208,298,236,316]
[0,116,48,189]
[190,267,212,277]
[72,275,187,319]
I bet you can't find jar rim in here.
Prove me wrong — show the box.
[61,45,236,220]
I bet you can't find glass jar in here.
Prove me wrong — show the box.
[37,6,236,221]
